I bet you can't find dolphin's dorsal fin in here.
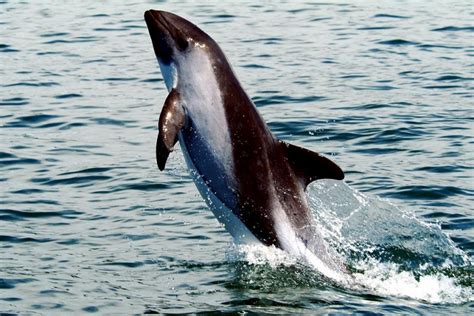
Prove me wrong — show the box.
[156,89,185,171]
[279,140,344,188]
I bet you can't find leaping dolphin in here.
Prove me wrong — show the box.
[144,10,346,280]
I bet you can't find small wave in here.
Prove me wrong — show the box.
[309,17,332,22]
[431,26,474,32]
[100,260,145,268]
[59,167,113,176]
[349,147,402,155]
[325,128,378,142]
[0,278,36,289]
[0,209,82,221]
[141,78,163,83]
[88,13,109,17]
[373,14,410,19]
[0,97,29,106]
[339,74,368,79]
[59,122,87,130]
[441,218,474,230]
[40,32,69,37]
[93,27,128,32]
[10,188,45,194]
[0,157,41,167]
[54,93,82,99]
[0,43,19,53]
[253,95,326,107]
[377,39,419,46]
[242,63,272,69]
[97,77,139,82]
[4,114,60,128]
[418,43,462,50]
[435,75,472,82]
[82,58,106,64]
[336,103,402,110]
[4,81,60,87]
[212,14,236,19]
[385,185,471,200]
[94,181,172,194]
[43,38,98,44]
[0,235,54,243]
[414,165,469,174]
[32,175,112,186]
[91,117,131,126]
[241,37,283,44]
[353,126,429,146]
[352,85,398,91]
[423,85,462,89]
[357,26,395,31]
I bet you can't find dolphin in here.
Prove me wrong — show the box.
[144,10,346,280]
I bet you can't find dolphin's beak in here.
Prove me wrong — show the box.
[144,10,189,64]
[144,10,174,64]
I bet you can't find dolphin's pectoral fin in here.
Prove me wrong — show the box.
[279,140,344,188]
[156,89,185,171]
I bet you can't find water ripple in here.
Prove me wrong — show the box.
[5,114,60,128]
[0,278,37,290]
[59,167,114,176]
[253,95,326,107]
[435,75,472,82]
[94,181,173,194]
[431,26,474,32]
[377,39,419,46]
[373,14,410,19]
[100,261,145,268]
[43,38,98,44]
[54,93,82,99]
[32,175,112,186]
[0,209,82,221]
[0,43,19,53]
[0,156,41,167]
[0,235,54,243]
[0,97,29,106]
[384,185,472,200]
[4,82,60,87]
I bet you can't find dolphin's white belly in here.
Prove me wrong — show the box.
[177,49,235,180]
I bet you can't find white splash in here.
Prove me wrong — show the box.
[351,259,473,304]
[227,180,473,304]
[272,203,349,285]
[307,180,473,304]
[227,243,297,268]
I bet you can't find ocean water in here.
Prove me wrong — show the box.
[1,0,473,314]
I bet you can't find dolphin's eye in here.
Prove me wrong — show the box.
[176,36,189,51]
